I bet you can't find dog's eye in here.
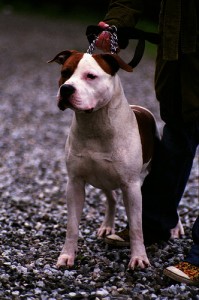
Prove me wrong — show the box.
[87,73,97,80]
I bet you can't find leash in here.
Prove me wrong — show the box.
[86,25,160,68]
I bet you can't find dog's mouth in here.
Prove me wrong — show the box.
[57,102,65,111]
[84,108,94,113]
[57,98,70,111]
[58,84,94,113]
[58,98,94,113]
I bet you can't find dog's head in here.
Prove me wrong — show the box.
[48,50,132,112]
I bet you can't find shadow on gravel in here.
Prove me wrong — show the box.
[0,11,198,300]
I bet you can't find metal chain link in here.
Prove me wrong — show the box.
[109,26,119,54]
[87,25,119,55]
[87,37,97,54]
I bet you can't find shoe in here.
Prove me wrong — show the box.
[104,228,130,247]
[164,262,199,286]
[104,227,170,247]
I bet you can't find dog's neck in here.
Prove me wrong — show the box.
[71,87,135,140]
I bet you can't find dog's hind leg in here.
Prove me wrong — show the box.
[170,216,185,238]
[97,190,117,237]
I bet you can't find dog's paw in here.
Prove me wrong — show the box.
[97,226,115,237]
[128,255,151,270]
[170,219,184,239]
[56,254,75,268]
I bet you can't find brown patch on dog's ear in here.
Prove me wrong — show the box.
[47,50,78,65]
[93,53,133,75]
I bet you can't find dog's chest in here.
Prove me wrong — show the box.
[66,129,142,190]
[71,150,118,189]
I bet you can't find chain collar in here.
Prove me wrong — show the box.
[87,25,119,55]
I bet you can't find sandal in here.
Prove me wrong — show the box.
[164,261,199,286]
[104,228,130,247]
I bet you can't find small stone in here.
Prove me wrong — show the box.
[68,292,77,297]
[12,291,20,296]
[34,288,42,295]
[35,222,42,230]
[37,280,45,288]
[0,274,10,282]
[44,269,53,276]
[96,289,109,297]
[17,229,26,235]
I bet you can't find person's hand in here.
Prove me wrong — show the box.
[95,22,111,52]
[96,22,120,53]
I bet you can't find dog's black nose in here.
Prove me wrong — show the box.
[60,84,75,98]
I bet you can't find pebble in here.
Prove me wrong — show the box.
[96,289,109,297]
[68,292,77,297]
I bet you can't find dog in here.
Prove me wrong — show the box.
[48,50,164,269]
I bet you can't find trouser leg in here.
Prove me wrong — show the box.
[185,216,199,266]
[141,121,198,244]
[140,47,199,245]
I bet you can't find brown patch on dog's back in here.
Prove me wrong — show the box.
[131,105,156,164]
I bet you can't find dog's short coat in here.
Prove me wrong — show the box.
[48,50,158,269]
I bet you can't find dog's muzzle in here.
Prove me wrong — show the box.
[58,84,94,113]
[58,84,75,110]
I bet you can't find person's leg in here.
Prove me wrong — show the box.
[142,121,198,244]
[185,216,199,266]
[140,47,199,244]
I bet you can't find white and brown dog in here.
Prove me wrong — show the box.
[48,50,182,269]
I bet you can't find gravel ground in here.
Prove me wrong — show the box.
[0,10,199,300]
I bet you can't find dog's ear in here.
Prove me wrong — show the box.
[93,53,133,75]
[47,50,78,65]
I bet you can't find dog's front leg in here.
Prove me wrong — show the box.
[56,178,85,268]
[122,182,150,269]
